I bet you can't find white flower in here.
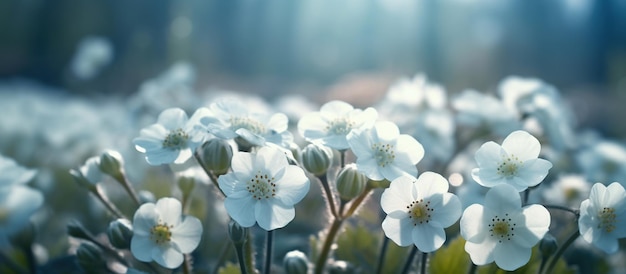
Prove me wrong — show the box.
[381,172,461,252]
[218,146,310,231]
[130,197,202,269]
[452,89,520,136]
[578,182,626,254]
[70,36,113,80]
[133,108,207,165]
[208,97,293,149]
[576,141,626,187]
[298,100,377,150]
[542,174,590,207]
[0,155,37,187]
[347,121,424,181]
[460,184,550,271]
[76,156,103,184]
[471,130,552,192]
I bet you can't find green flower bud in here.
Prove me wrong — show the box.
[200,138,233,176]
[107,219,133,249]
[177,176,196,199]
[302,143,333,176]
[76,242,106,273]
[99,150,124,178]
[335,164,367,202]
[288,142,303,165]
[283,250,309,274]
[539,233,558,259]
[67,220,91,240]
[228,220,248,245]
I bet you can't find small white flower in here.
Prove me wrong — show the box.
[76,156,103,184]
[542,174,590,207]
[347,121,424,181]
[208,97,293,149]
[472,130,552,192]
[133,108,206,165]
[460,184,550,271]
[578,182,626,254]
[130,197,202,269]
[298,100,377,150]
[218,146,310,231]
[381,172,461,252]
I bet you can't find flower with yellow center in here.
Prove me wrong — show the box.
[472,130,552,192]
[218,146,310,231]
[381,172,461,252]
[130,197,202,269]
[460,184,550,271]
[348,121,424,181]
[578,182,626,254]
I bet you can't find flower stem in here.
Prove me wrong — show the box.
[234,242,248,274]
[244,229,257,274]
[468,263,477,274]
[113,173,141,207]
[401,246,418,274]
[543,230,579,274]
[319,174,339,218]
[375,236,389,274]
[264,230,274,274]
[523,189,530,206]
[542,204,580,217]
[182,253,192,274]
[420,252,428,274]
[212,242,232,274]
[340,150,346,168]
[343,186,373,218]
[93,184,125,219]
[314,218,343,274]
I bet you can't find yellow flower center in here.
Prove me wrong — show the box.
[488,213,516,243]
[150,223,173,244]
[497,154,523,177]
[598,207,616,233]
[326,118,354,135]
[247,170,277,200]
[230,116,267,135]
[406,199,433,225]
[372,143,395,167]
[162,128,189,149]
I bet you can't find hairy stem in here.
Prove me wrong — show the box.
[319,174,339,218]
[194,152,227,197]
[314,218,343,274]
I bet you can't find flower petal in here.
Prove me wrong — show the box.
[171,215,203,253]
[516,158,552,187]
[412,224,446,252]
[274,166,310,206]
[415,172,449,198]
[501,130,540,161]
[259,146,289,174]
[153,245,184,269]
[267,113,288,133]
[494,241,531,271]
[158,108,188,130]
[130,236,154,262]
[513,205,550,248]
[381,176,417,214]
[374,121,400,143]
[484,184,521,215]
[133,203,158,236]
[474,141,504,169]
[429,193,462,228]
[465,240,496,266]
[255,200,295,231]
[395,135,424,165]
[224,196,257,228]
[382,215,414,247]
[460,204,488,243]
[231,151,254,174]
[155,198,182,226]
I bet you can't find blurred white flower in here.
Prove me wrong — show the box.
[70,36,113,80]
[381,172,461,252]
[208,97,293,149]
[576,140,626,187]
[298,100,377,150]
[578,182,626,254]
[542,174,590,207]
[130,197,202,269]
[460,184,550,271]
[452,89,520,137]
[133,108,207,165]
[347,121,424,181]
[0,155,37,186]
[76,156,103,184]
[218,146,310,231]
[472,130,552,192]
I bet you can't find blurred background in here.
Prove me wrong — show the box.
[1,0,626,136]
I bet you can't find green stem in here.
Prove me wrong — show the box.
[264,230,274,274]
[343,186,373,218]
[234,242,248,274]
[542,204,580,217]
[75,223,129,267]
[375,236,389,274]
[114,173,141,207]
[543,230,580,274]
[340,150,346,168]
[468,263,477,274]
[420,252,428,274]
[523,189,530,206]
[182,253,192,274]
[244,229,256,274]
[401,246,418,274]
[319,174,339,218]
[314,218,343,274]
[93,185,125,219]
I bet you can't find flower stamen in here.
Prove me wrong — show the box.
[247,170,277,200]
[496,154,523,177]
[488,213,516,243]
[372,143,396,167]
[230,116,267,135]
[150,222,173,245]
[325,118,355,135]
[162,128,189,149]
[407,199,433,225]
[598,207,616,233]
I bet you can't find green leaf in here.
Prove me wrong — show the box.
[429,236,470,274]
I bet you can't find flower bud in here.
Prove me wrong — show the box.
[335,164,367,202]
[67,220,91,240]
[288,142,303,165]
[76,242,106,273]
[302,143,333,176]
[200,138,233,176]
[107,219,133,249]
[283,250,309,274]
[99,150,124,178]
[228,220,248,245]
[539,233,558,259]
[177,176,196,199]
[138,190,156,204]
